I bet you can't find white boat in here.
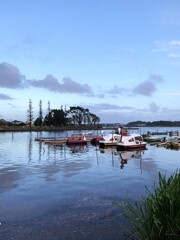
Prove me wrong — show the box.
[99,133,121,147]
[116,133,147,150]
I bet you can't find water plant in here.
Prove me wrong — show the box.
[115,170,180,240]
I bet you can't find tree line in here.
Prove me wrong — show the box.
[27,99,101,128]
[126,120,180,127]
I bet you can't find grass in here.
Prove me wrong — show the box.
[114,170,180,240]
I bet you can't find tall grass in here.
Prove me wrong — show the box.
[115,170,180,239]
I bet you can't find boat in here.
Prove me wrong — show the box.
[169,131,179,137]
[99,133,121,147]
[66,134,87,145]
[99,127,129,147]
[143,135,165,143]
[90,136,104,145]
[116,133,147,150]
[146,130,168,136]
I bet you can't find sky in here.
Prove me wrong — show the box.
[0,0,180,124]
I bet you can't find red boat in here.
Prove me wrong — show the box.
[90,136,104,145]
[66,134,87,145]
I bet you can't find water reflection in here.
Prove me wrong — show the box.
[28,136,33,163]
[118,150,145,170]
[98,147,146,170]
[0,166,20,193]
[99,147,118,167]
[67,144,88,154]
[1,131,180,197]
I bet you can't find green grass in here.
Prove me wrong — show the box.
[114,170,180,240]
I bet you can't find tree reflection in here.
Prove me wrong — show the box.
[28,137,33,163]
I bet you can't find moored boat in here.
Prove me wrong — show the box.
[169,131,179,137]
[99,133,121,147]
[90,136,104,145]
[143,135,165,143]
[116,133,147,150]
[66,134,87,145]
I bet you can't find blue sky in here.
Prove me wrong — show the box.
[0,0,180,123]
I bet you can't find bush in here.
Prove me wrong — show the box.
[115,170,180,239]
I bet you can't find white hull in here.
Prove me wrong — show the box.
[116,133,147,150]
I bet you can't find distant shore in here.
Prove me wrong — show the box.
[1,125,177,133]
[0,125,112,132]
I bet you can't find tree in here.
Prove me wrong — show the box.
[39,100,43,126]
[46,101,51,126]
[44,109,67,127]
[34,117,42,126]
[67,106,90,126]
[34,100,43,126]
[89,113,100,127]
[27,99,33,130]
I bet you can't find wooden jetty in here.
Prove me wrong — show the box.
[35,137,68,145]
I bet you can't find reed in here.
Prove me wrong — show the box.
[115,170,180,240]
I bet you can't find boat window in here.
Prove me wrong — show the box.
[128,138,134,142]
[114,136,120,141]
[135,136,143,141]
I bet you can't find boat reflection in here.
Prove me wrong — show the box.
[98,147,146,170]
[66,144,88,153]
[118,150,146,169]
[99,147,118,155]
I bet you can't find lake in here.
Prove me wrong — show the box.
[0,127,180,240]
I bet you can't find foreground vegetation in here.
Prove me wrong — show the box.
[115,170,180,240]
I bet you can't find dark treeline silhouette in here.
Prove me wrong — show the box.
[33,105,100,128]
[126,120,180,127]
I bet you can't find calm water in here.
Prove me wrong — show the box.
[0,127,180,239]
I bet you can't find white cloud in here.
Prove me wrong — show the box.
[153,40,180,58]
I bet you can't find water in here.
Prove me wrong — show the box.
[0,128,180,239]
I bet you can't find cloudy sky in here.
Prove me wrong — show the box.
[1,0,180,123]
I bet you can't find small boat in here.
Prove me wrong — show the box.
[147,131,168,136]
[116,134,147,150]
[66,134,87,145]
[169,131,179,137]
[99,133,121,147]
[143,135,165,143]
[90,136,104,145]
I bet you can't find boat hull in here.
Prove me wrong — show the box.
[90,137,104,145]
[99,141,119,148]
[66,140,87,145]
[117,143,147,150]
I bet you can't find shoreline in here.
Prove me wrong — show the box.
[0,126,107,132]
